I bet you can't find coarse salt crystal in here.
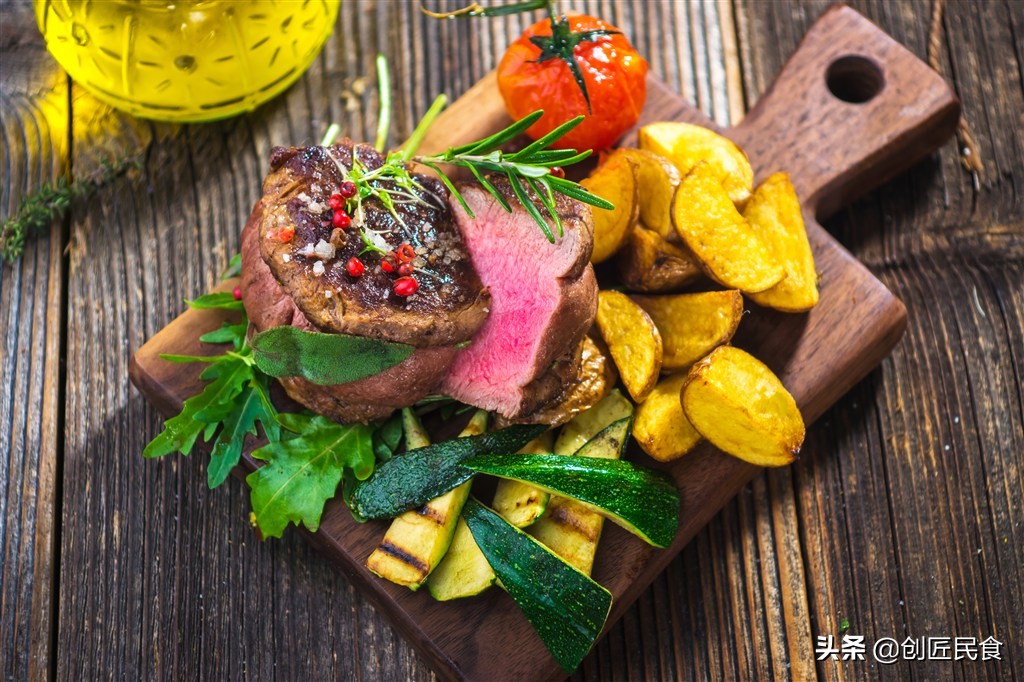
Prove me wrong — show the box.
[313,261,325,276]
[325,290,333,298]
[313,238,335,260]
[282,254,291,263]
[298,243,316,257]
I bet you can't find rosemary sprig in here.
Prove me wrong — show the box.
[343,110,613,243]
[418,112,613,241]
[322,56,612,245]
[1,157,139,262]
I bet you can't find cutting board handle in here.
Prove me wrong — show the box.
[733,4,959,220]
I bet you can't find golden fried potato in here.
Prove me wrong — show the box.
[632,290,744,371]
[743,172,819,312]
[617,225,703,293]
[634,373,701,461]
[581,150,639,263]
[681,346,804,467]
[672,162,785,293]
[639,122,753,207]
[595,291,663,402]
[618,148,681,241]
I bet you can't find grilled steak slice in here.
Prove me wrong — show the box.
[439,180,598,418]
[257,140,490,347]
[241,210,457,423]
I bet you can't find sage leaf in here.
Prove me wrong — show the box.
[250,326,415,386]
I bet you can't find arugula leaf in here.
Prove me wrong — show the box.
[199,322,247,348]
[187,291,245,310]
[143,356,252,459]
[348,424,547,520]
[220,252,242,280]
[249,325,415,385]
[372,412,404,463]
[247,417,375,537]
[207,374,279,488]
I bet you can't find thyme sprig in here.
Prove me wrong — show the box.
[1,157,140,262]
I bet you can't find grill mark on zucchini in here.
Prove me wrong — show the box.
[547,501,601,541]
[376,541,430,576]
[416,504,448,525]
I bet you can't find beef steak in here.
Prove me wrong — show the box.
[241,212,457,423]
[257,140,490,347]
[439,181,598,418]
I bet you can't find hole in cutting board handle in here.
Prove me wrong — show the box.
[825,55,884,103]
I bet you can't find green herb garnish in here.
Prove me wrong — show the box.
[323,56,613,245]
[143,277,394,533]
[1,156,140,262]
[247,414,375,538]
[249,325,415,386]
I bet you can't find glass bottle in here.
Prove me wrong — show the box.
[34,0,340,122]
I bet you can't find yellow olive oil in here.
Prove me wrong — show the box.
[34,0,340,122]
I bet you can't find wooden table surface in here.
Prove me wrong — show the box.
[2,1,1021,680]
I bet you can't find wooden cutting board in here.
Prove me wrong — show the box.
[129,6,958,681]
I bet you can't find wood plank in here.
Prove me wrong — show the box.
[129,7,962,680]
[0,2,67,680]
[731,0,1024,679]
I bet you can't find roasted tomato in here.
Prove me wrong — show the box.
[497,14,647,151]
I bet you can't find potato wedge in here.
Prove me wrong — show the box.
[682,346,804,466]
[595,291,663,402]
[617,225,702,293]
[581,149,639,263]
[672,161,785,293]
[639,121,753,207]
[618,148,681,241]
[634,373,702,461]
[743,172,819,312]
[632,290,743,371]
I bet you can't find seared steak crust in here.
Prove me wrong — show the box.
[241,212,456,423]
[257,140,490,347]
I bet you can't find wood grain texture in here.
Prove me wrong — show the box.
[0,2,66,681]
[130,6,964,680]
[1,0,1020,680]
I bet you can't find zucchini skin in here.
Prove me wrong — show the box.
[365,412,488,590]
[530,407,633,575]
[350,423,547,520]
[491,432,554,528]
[463,498,612,674]
[465,451,680,548]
